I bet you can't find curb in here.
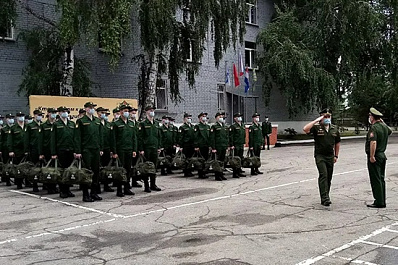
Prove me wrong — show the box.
[276,135,366,147]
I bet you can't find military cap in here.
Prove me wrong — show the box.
[198,112,208,118]
[96,107,109,112]
[0,115,4,119]
[106,112,110,115]
[252,112,260,118]
[168,117,175,121]
[144,106,156,111]
[119,104,132,111]
[215,112,222,118]
[16,112,25,117]
[33,109,44,115]
[112,107,119,113]
[57,106,70,113]
[6,113,15,118]
[47,108,57,113]
[162,115,169,120]
[84,102,97,108]
[319,108,332,115]
[370,107,383,117]
[129,107,138,111]
[184,112,192,118]
[25,115,32,119]
[233,113,243,118]
[79,109,86,114]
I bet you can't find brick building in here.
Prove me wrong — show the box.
[0,0,313,131]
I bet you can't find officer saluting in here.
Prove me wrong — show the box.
[303,108,341,206]
[248,113,264,176]
[194,112,210,179]
[210,112,228,181]
[366,107,392,208]
[229,113,246,178]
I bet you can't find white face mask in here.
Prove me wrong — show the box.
[115,114,120,119]
[187,118,192,123]
[0,120,3,125]
[237,117,242,122]
[218,117,224,123]
[131,113,136,119]
[164,119,169,124]
[201,117,207,122]
[255,117,260,122]
[149,111,155,117]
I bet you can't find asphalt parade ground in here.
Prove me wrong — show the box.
[1,136,398,265]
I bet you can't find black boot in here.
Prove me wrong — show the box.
[104,183,114,192]
[167,168,174,174]
[116,184,124,197]
[232,169,240,178]
[143,178,151,193]
[124,183,135,195]
[32,182,39,192]
[150,176,162,191]
[161,168,167,176]
[256,168,264,175]
[215,173,223,181]
[82,187,94,202]
[251,168,258,176]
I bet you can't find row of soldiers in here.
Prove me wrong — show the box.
[0,101,266,201]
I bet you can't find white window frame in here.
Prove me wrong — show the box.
[246,0,258,25]
[217,84,226,111]
[155,79,168,110]
[245,42,257,69]
[1,22,15,41]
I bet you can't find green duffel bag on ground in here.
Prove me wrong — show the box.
[16,155,35,179]
[40,159,61,184]
[188,150,206,171]
[78,160,94,185]
[171,150,187,169]
[2,159,18,179]
[135,155,156,178]
[242,150,261,168]
[61,159,82,185]
[224,150,242,169]
[157,151,171,168]
[204,153,224,173]
[100,158,127,182]
[26,162,42,182]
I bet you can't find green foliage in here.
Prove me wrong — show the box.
[18,28,93,98]
[139,0,249,102]
[0,0,17,38]
[257,0,398,120]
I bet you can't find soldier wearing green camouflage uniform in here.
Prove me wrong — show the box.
[75,102,103,202]
[39,108,59,194]
[24,109,44,192]
[160,116,175,176]
[249,113,264,176]
[194,112,210,179]
[303,108,341,206]
[178,113,195,177]
[366,107,392,208]
[7,112,26,189]
[1,114,15,186]
[138,106,162,192]
[229,113,246,178]
[210,112,228,181]
[50,107,77,198]
[112,105,137,197]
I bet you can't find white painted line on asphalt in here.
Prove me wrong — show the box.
[295,222,398,265]
[336,256,379,265]
[359,240,398,250]
[385,228,398,234]
[9,190,126,219]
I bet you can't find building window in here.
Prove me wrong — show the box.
[246,0,257,25]
[155,79,168,110]
[245,41,256,69]
[217,84,225,111]
[0,21,14,40]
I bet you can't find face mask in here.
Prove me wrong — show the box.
[61,112,69,119]
[323,118,331,125]
[131,113,136,119]
[123,111,130,118]
[100,113,106,119]
[170,121,174,125]
[27,119,33,124]
[115,114,120,120]
[219,118,224,123]
[89,108,95,115]
[164,119,169,124]
[255,118,260,122]
[0,120,3,125]
[18,117,25,122]
[187,118,192,123]
[265,118,269,122]
[36,116,42,121]
[149,111,155,117]
[50,113,57,119]
[202,117,207,122]
[237,117,242,122]
[8,119,14,125]
[104,116,109,122]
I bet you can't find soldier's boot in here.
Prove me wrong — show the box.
[239,168,245,174]
[15,178,23,189]
[161,168,167,176]
[104,182,114,192]
[66,186,75,197]
[232,169,240,178]
[167,167,174,174]
[143,178,151,193]
[124,182,135,196]
[198,170,208,179]
[237,168,246,177]
[82,187,94,202]
[261,144,266,150]
[220,172,227,180]
[59,185,68,198]
[251,168,258,176]
[150,176,162,191]
[32,182,39,192]
[5,177,11,186]
[116,184,124,197]
[25,178,33,188]
[215,173,223,181]
[256,168,264,175]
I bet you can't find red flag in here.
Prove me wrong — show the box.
[233,63,240,87]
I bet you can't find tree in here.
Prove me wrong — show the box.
[257,0,398,120]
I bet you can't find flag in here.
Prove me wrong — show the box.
[225,67,231,86]
[244,66,250,93]
[233,63,240,87]
[253,67,257,82]
[239,51,244,76]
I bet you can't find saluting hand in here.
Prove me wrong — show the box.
[315,116,324,123]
